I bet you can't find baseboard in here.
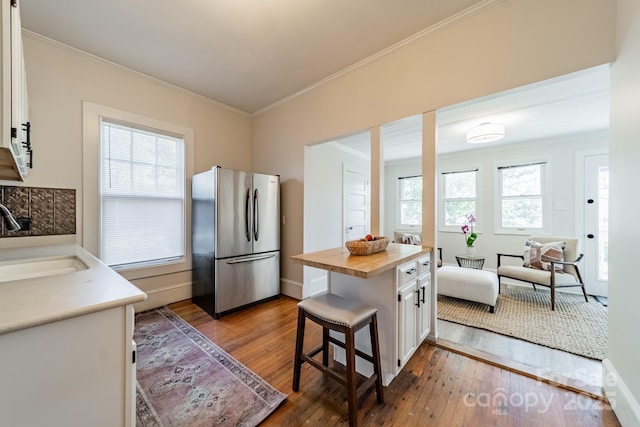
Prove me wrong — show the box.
[134,278,302,312]
[134,282,192,312]
[602,358,640,426]
[281,278,302,300]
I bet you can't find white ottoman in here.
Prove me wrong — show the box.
[437,266,499,313]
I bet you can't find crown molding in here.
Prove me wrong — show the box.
[22,30,250,117]
[252,0,505,117]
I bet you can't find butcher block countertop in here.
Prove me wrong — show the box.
[291,242,432,279]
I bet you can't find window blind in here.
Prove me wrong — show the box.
[100,120,185,268]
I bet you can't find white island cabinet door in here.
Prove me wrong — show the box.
[396,260,418,369]
[398,282,418,367]
[417,274,431,343]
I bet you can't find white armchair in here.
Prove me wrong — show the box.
[497,236,588,310]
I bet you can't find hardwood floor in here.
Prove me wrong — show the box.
[167,296,620,426]
[437,319,604,397]
[435,283,606,397]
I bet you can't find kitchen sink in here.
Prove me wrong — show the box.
[0,256,89,283]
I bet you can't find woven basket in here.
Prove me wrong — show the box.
[345,237,389,256]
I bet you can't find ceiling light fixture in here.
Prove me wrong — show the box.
[466,122,505,144]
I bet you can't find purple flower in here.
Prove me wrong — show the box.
[462,214,478,246]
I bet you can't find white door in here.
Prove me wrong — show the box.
[583,154,609,296]
[343,165,369,243]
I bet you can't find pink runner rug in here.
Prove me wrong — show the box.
[135,307,286,426]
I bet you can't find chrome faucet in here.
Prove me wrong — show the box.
[0,203,21,231]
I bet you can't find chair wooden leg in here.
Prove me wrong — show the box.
[345,328,358,427]
[370,315,384,403]
[292,309,306,391]
[551,286,556,311]
[322,327,329,367]
[573,267,589,302]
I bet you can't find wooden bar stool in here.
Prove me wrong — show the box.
[292,292,384,427]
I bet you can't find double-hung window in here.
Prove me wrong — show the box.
[100,120,185,268]
[497,162,547,233]
[440,168,479,231]
[397,174,422,227]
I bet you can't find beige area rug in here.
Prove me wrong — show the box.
[437,287,607,360]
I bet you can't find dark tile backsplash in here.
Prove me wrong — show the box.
[54,189,76,235]
[1,185,76,237]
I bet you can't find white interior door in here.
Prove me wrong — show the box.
[583,153,609,296]
[343,165,370,243]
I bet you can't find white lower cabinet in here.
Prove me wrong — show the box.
[417,272,431,343]
[397,255,432,370]
[0,305,137,427]
[398,281,418,367]
[417,255,431,344]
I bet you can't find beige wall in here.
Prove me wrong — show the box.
[14,33,252,308]
[607,0,640,423]
[251,0,616,289]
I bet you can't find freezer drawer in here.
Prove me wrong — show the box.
[214,252,280,316]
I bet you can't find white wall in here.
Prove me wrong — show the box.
[436,131,608,269]
[605,0,640,424]
[299,142,370,298]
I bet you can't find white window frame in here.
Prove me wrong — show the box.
[438,167,481,233]
[83,102,194,280]
[494,160,550,235]
[395,172,422,230]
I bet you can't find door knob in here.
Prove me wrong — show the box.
[587,234,595,239]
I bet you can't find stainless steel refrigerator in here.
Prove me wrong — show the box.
[192,166,280,318]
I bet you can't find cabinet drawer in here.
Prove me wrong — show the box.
[418,274,430,288]
[396,261,417,288]
[416,256,431,277]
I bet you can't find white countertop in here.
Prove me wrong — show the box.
[0,244,147,335]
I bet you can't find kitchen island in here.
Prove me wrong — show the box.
[292,242,433,386]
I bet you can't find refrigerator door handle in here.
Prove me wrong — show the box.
[253,188,259,241]
[226,253,275,264]
[245,188,251,242]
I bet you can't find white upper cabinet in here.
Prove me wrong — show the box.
[0,0,30,181]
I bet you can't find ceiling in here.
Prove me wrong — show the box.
[20,2,610,154]
[331,64,610,160]
[20,0,482,114]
